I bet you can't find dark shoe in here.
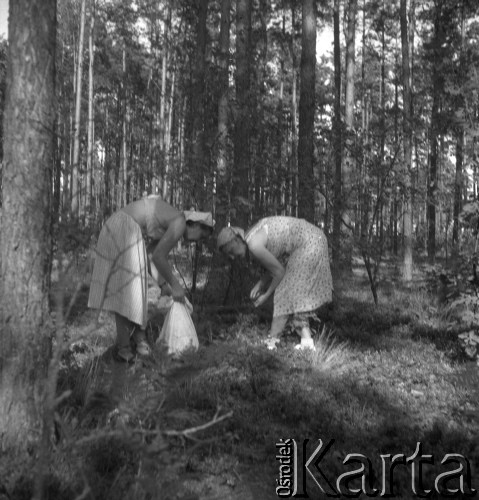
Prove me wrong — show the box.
[115,346,134,362]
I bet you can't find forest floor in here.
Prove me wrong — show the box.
[2,254,479,499]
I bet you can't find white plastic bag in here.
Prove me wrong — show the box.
[157,296,193,315]
[158,301,198,355]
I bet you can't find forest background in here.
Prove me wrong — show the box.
[1,0,479,499]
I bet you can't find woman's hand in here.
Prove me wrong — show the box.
[171,282,186,302]
[250,281,263,301]
[253,293,269,308]
[160,282,172,296]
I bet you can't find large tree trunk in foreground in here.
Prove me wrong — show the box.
[0,0,56,404]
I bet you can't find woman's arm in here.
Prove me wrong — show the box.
[146,251,171,295]
[150,214,186,299]
[248,230,285,306]
[250,273,272,300]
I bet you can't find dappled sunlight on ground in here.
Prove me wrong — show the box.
[2,264,479,499]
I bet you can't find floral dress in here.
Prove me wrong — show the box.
[245,216,333,318]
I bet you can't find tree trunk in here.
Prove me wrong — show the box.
[215,0,231,227]
[452,4,465,250]
[161,3,172,201]
[332,0,342,265]
[232,0,252,227]
[378,0,386,247]
[400,0,413,281]
[453,130,464,247]
[297,0,316,222]
[1,0,56,420]
[71,0,86,217]
[186,0,208,208]
[339,0,357,271]
[86,0,95,219]
[428,4,444,264]
[120,47,128,207]
[290,3,298,217]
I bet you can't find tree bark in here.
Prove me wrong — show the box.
[297,0,316,222]
[338,0,357,272]
[1,0,56,413]
[332,0,342,264]
[232,0,252,226]
[452,4,465,250]
[71,0,86,217]
[215,0,231,228]
[185,0,208,208]
[290,3,298,217]
[428,3,444,264]
[161,3,172,200]
[400,0,413,281]
[121,47,128,206]
[86,0,95,219]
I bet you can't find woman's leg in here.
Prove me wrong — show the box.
[115,313,137,361]
[270,314,289,338]
[115,315,151,358]
[292,313,316,350]
[264,314,288,350]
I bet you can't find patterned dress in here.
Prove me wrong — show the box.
[245,216,333,318]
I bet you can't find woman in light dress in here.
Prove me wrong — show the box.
[88,195,214,361]
[217,216,333,351]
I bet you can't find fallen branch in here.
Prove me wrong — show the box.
[71,409,233,447]
[164,410,233,437]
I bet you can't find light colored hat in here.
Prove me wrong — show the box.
[217,226,245,250]
[184,210,215,228]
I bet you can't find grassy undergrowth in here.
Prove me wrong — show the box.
[1,264,478,499]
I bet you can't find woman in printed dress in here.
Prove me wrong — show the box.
[88,195,214,361]
[217,216,333,351]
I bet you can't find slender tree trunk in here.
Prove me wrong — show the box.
[297,0,316,222]
[393,48,399,256]
[340,0,357,270]
[256,0,269,217]
[452,4,465,250]
[161,3,172,200]
[186,0,208,208]
[278,6,286,214]
[120,47,128,207]
[400,0,413,281]
[166,69,175,196]
[149,3,160,195]
[428,4,444,264]
[290,3,298,217]
[232,0,252,226]
[344,0,357,140]
[1,0,56,427]
[332,0,342,265]
[53,118,62,223]
[453,130,464,246]
[215,0,231,227]
[72,0,86,217]
[86,0,95,219]
[378,0,386,247]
